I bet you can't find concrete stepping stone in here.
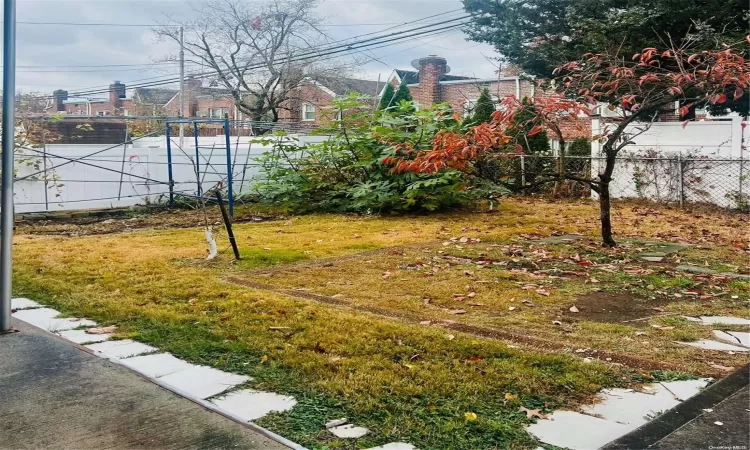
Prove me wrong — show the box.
[86,339,157,359]
[676,265,750,279]
[581,387,680,428]
[678,339,749,352]
[328,424,370,438]
[57,329,111,344]
[659,379,711,401]
[11,297,41,310]
[683,316,750,326]
[119,353,195,378]
[158,365,251,399]
[538,234,584,244]
[210,389,296,421]
[527,410,631,450]
[641,256,664,262]
[727,331,750,347]
[13,308,97,332]
[698,316,750,326]
[365,443,415,450]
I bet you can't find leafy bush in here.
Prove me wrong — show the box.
[253,94,492,213]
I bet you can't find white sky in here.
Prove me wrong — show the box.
[1,0,500,96]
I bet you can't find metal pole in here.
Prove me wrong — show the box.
[178,26,185,149]
[165,124,174,207]
[117,125,130,201]
[42,126,49,210]
[1,0,17,332]
[677,152,684,208]
[193,121,201,197]
[224,117,233,217]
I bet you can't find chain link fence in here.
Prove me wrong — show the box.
[483,154,750,211]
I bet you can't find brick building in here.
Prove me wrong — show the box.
[277,76,384,125]
[383,55,592,141]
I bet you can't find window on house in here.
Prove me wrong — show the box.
[302,103,315,121]
[96,111,109,116]
[123,109,131,116]
[209,108,228,119]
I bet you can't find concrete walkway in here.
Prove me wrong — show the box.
[603,363,749,450]
[0,319,288,450]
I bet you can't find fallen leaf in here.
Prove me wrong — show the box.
[442,319,457,325]
[714,421,724,426]
[522,300,536,307]
[464,412,478,421]
[86,326,117,335]
[468,302,484,307]
[419,320,432,325]
[552,320,562,326]
[508,306,517,311]
[353,234,361,238]
[449,309,467,315]
[382,271,392,280]
[261,355,269,363]
[651,325,675,330]
[446,334,455,340]
[467,356,484,363]
[269,326,291,331]
[710,363,734,372]
[519,406,547,420]
[536,289,551,296]
[651,307,665,312]
[423,296,432,305]
[569,305,580,313]
[504,393,518,401]
[467,292,476,298]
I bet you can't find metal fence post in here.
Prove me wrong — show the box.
[677,152,684,207]
[42,126,49,210]
[165,123,174,207]
[117,123,129,201]
[193,121,201,197]
[520,155,526,187]
[224,117,234,217]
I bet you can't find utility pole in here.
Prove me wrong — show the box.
[1,0,17,332]
[179,25,185,149]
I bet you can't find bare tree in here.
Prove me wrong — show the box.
[157,0,350,122]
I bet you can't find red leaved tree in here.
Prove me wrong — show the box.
[390,34,749,247]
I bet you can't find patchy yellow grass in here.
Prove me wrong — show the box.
[11,197,750,449]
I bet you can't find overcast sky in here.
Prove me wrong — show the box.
[1,0,499,97]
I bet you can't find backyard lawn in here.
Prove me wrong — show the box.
[12,198,750,449]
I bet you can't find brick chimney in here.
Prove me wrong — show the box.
[53,89,68,112]
[109,81,126,109]
[417,55,447,105]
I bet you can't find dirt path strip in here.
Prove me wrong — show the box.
[226,277,724,378]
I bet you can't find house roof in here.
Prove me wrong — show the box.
[394,69,475,84]
[194,87,235,99]
[133,88,178,105]
[312,76,384,96]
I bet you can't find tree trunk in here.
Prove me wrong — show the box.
[598,179,616,247]
[598,150,617,247]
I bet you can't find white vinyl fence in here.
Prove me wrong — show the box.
[13,134,328,213]
[590,116,749,209]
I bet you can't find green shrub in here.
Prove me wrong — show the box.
[253,94,492,214]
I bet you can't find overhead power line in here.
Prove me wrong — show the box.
[40,17,469,100]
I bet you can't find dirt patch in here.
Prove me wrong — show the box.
[226,276,723,377]
[567,291,674,323]
[16,208,281,236]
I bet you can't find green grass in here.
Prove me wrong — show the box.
[236,249,311,269]
[11,198,749,449]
